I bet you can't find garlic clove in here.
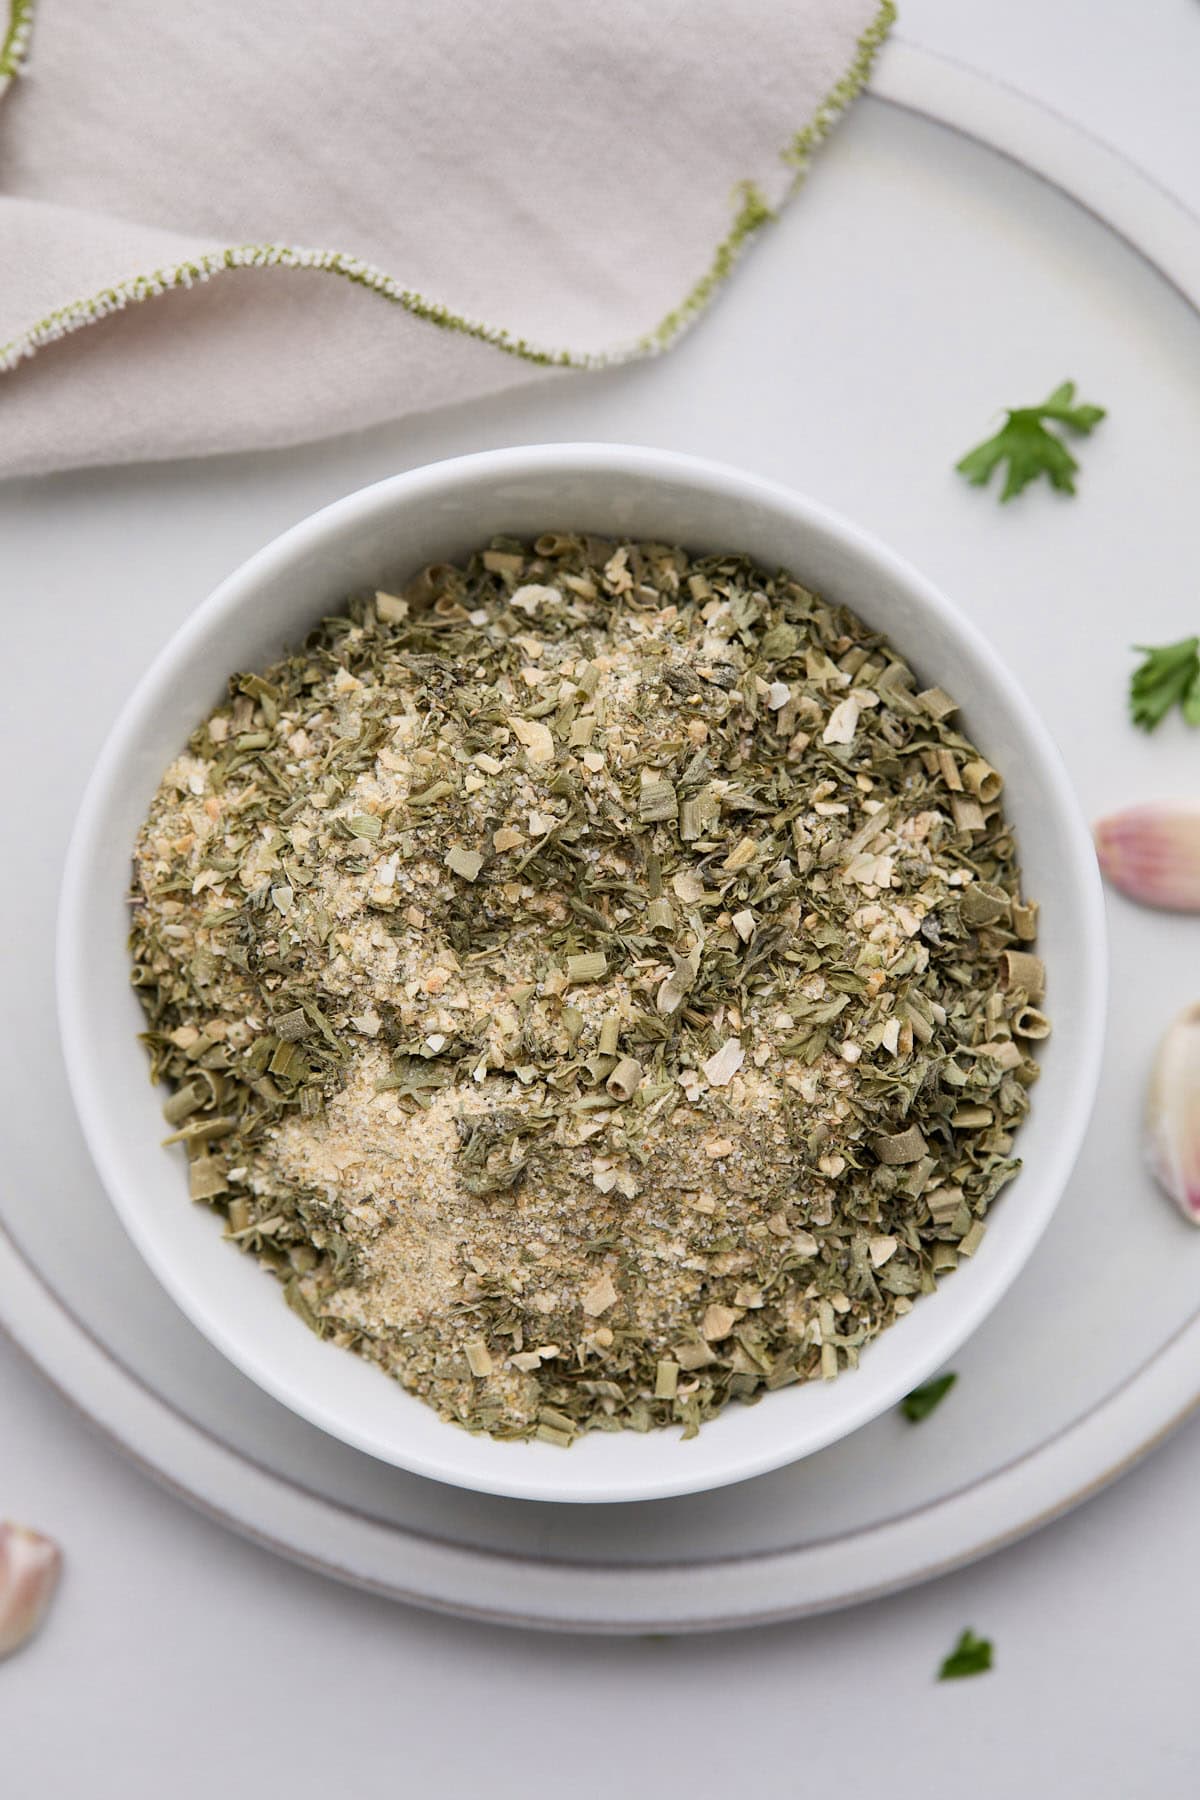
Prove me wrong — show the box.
[1094,803,1200,911]
[1145,1003,1200,1225]
[0,1522,61,1659]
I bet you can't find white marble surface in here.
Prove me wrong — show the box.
[5,2,1200,1792]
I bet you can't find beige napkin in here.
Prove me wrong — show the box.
[0,0,892,478]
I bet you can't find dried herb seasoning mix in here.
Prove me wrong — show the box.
[130,536,1046,1444]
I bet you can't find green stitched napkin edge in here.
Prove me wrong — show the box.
[0,0,34,87]
[0,0,895,378]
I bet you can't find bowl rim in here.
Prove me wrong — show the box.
[56,442,1108,1503]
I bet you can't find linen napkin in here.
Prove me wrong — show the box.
[0,0,893,478]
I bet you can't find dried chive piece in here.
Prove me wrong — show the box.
[606,1057,644,1102]
[936,748,963,792]
[679,791,719,842]
[959,882,1010,927]
[565,951,608,984]
[962,759,1002,803]
[1011,900,1039,942]
[926,1186,965,1226]
[654,1360,680,1399]
[999,949,1046,1001]
[269,1040,303,1079]
[958,1221,986,1257]
[638,776,679,823]
[950,795,986,835]
[917,686,958,721]
[129,531,1044,1450]
[273,1007,312,1041]
[225,1197,252,1235]
[536,1423,573,1448]
[872,1124,928,1165]
[161,1082,206,1126]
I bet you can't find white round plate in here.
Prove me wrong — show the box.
[3,40,1199,1630]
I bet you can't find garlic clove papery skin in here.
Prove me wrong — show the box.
[1095,803,1200,911]
[1145,1003,1200,1225]
[0,1522,61,1659]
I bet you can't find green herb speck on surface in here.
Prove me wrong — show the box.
[900,1371,957,1422]
[955,382,1105,502]
[938,1628,994,1680]
[1129,637,1200,731]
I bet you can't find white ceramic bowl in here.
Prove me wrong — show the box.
[58,444,1106,1504]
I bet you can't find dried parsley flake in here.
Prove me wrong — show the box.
[130,535,1046,1444]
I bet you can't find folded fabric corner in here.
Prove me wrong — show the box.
[0,0,894,476]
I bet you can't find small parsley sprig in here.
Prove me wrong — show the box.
[900,1372,957,1422]
[1129,637,1200,731]
[938,1629,994,1681]
[956,381,1105,501]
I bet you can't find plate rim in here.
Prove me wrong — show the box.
[5,41,1199,1630]
[4,1222,1199,1632]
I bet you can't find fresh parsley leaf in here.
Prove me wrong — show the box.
[900,1372,957,1422]
[938,1629,994,1681]
[956,381,1106,502]
[1129,637,1200,731]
